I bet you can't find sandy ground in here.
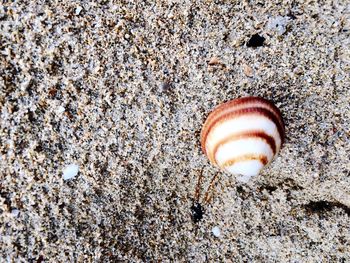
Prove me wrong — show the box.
[1,1,350,262]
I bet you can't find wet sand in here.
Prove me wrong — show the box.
[1,1,349,261]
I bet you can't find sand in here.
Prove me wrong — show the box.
[1,1,349,262]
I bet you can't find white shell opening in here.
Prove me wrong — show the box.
[225,160,264,182]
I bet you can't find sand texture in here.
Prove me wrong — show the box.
[1,1,350,262]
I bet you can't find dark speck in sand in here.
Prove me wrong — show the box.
[161,82,173,93]
[287,12,297,20]
[304,201,350,217]
[191,202,204,223]
[246,33,265,47]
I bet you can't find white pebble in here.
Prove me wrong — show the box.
[56,105,65,114]
[267,16,290,35]
[11,209,20,217]
[63,164,79,180]
[212,226,221,237]
[75,6,83,15]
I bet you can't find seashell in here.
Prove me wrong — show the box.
[201,96,285,183]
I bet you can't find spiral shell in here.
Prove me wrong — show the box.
[201,97,285,182]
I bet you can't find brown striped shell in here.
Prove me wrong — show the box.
[201,97,285,182]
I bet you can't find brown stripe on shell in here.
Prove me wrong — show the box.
[201,97,285,154]
[208,130,276,165]
[221,154,269,168]
[202,97,282,131]
[201,107,285,156]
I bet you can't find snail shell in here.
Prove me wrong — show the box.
[201,97,285,182]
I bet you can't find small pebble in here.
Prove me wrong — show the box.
[11,209,20,217]
[243,64,253,77]
[62,164,79,180]
[75,6,83,15]
[56,106,65,114]
[267,16,290,35]
[212,226,221,237]
[208,57,221,66]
